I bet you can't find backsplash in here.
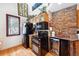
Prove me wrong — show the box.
[49,5,77,38]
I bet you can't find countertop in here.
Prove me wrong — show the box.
[29,33,79,41]
[50,36,79,41]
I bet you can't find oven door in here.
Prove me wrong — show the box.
[32,38,40,45]
[32,42,41,55]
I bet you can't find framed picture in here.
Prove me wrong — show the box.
[6,14,20,36]
[17,3,28,17]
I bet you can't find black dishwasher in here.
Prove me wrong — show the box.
[50,37,60,55]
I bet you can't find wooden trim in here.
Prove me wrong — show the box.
[73,41,76,56]
[76,10,79,29]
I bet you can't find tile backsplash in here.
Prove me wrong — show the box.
[49,5,77,38]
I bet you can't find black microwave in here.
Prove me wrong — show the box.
[35,21,48,31]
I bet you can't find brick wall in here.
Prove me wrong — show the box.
[49,5,77,38]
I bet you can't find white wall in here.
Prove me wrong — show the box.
[47,3,77,12]
[77,3,79,10]
[0,3,27,50]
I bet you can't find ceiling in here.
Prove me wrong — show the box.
[47,3,77,12]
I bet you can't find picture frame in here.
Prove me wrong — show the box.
[17,3,28,17]
[6,14,20,36]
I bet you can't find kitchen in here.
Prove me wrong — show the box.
[0,3,79,56]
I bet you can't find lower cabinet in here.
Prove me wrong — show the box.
[22,35,29,48]
[59,40,70,56]
[50,37,70,56]
[74,40,79,56]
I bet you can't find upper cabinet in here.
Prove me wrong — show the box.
[30,12,49,24]
[39,12,48,22]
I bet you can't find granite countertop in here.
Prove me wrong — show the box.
[50,36,79,41]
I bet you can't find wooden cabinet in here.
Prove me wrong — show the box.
[74,40,79,56]
[77,10,79,28]
[40,12,49,22]
[30,12,49,24]
[49,37,79,56]
[76,10,79,28]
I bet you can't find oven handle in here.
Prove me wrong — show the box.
[50,38,59,42]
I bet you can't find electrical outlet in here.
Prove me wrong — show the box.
[0,41,2,45]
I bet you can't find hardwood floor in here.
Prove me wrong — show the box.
[0,45,54,56]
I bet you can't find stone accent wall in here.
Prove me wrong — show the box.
[49,5,77,38]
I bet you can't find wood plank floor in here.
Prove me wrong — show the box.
[0,45,55,56]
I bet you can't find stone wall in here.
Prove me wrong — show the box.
[49,5,77,38]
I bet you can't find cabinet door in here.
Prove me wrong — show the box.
[60,40,70,56]
[74,41,79,56]
[43,12,48,22]
[39,12,48,22]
